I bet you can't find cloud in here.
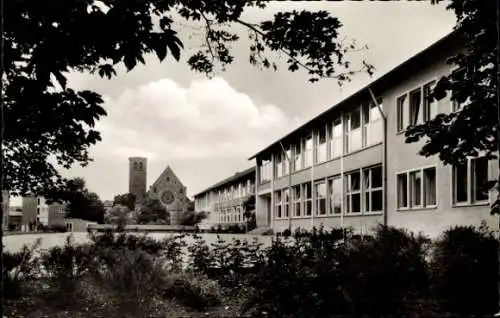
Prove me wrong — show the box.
[93,77,296,162]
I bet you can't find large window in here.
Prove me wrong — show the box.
[397,166,437,209]
[328,176,342,215]
[314,181,327,215]
[315,127,327,163]
[283,188,290,218]
[260,158,272,183]
[283,147,292,175]
[345,107,362,153]
[451,68,472,111]
[409,88,423,126]
[345,171,361,214]
[423,81,438,122]
[274,191,282,218]
[293,185,301,217]
[453,157,489,205]
[303,183,312,216]
[275,153,283,179]
[363,100,383,147]
[397,94,409,132]
[329,118,343,159]
[294,141,302,171]
[363,166,383,213]
[304,135,313,168]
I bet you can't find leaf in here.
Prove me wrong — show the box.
[165,31,183,61]
[123,55,137,71]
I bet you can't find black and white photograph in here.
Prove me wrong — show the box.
[1,0,499,317]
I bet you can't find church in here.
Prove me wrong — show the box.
[128,157,190,225]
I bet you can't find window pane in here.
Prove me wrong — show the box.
[409,89,422,126]
[372,190,383,211]
[294,202,301,216]
[397,173,408,208]
[371,166,383,188]
[455,163,468,203]
[473,158,489,202]
[410,170,422,207]
[350,129,362,152]
[423,167,437,206]
[304,183,312,198]
[397,95,408,131]
[423,81,438,121]
[364,192,370,212]
[350,172,361,191]
[305,201,312,216]
[350,108,361,130]
[293,185,301,200]
[329,178,342,215]
[351,193,361,213]
[294,143,302,171]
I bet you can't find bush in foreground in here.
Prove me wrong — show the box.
[431,224,499,316]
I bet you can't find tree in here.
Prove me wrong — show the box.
[137,198,170,225]
[105,204,131,230]
[2,0,373,203]
[179,210,208,226]
[113,193,137,211]
[243,196,257,232]
[404,0,498,212]
[54,177,105,223]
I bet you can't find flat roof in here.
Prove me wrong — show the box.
[248,30,459,160]
[193,166,256,197]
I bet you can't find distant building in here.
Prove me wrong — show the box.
[22,196,49,228]
[147,166,190,225]
[103,200,113,212]
[8,206,23,230]
[194,167,256,230]
[129,157,148,201]
[65,218,97,232]
[48,202,67,227]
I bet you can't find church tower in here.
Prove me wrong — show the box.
[128,157,147,202]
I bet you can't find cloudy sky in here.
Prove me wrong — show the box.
[55,1,456,202]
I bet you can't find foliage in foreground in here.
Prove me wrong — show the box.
[3,0,372,202]
[3,224,499,317]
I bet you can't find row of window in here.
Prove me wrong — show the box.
[260,100,384,184]
[274,166,383,219]
[273,158,490,219]
[218,206,245,224]
[396,69,470,133]
[196,181,255,209]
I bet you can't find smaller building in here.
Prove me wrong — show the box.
[22,196,49,229]
[48,202,67,227]
[194,167,256,229]
[8,206,23,230]
[65,218,97,232]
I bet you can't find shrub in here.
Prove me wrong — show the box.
[2,238,42,298]
[92,248,168,317]
[343,225,431,317]
[431,224,499,316]
[39,235,95,296]
[163,273,221,311]
[180,210,208,226]
[186,235,265,288]
[243,227,349,317]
